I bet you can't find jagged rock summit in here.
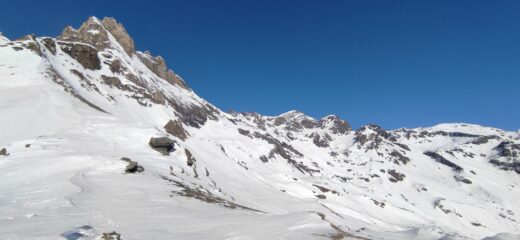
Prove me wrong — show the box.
[0,17,519,240]
[58,16,135,55]
[57,16,187,89]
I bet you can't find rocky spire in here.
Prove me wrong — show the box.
[58,16,135,55]
[100,17,135,55]
[57,16,188,89]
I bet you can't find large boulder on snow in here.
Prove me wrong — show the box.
[121,157,144,173]
[0,148,7,156]
[149,137,175,155]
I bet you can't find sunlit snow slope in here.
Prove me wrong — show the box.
[0,17,519,240]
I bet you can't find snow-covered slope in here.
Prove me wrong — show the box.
[0,17,519,240]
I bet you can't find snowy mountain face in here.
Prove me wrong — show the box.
[0,17,519,240]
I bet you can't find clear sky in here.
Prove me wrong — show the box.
[1,0,519,130]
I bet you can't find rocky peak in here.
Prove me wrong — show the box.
[58,16,135,55]
[100,17,135,55]
[355,124,396,147]
[273,110,318,130]
[318,115,351,134]
[56,16,188,89]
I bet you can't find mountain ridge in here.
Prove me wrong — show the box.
[0,16,519,240]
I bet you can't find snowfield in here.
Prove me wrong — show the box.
[0,17,519,240]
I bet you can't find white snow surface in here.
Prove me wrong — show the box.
[0,18,519,240]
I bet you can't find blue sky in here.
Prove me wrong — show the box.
[1,0,519,130]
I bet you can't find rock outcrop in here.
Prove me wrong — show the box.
[185,149,196,166]
[0,148,7,156]
[164,119,188,141]
[121,157,144,173]
[149,137,175,155]
[58,16,135,55]
[137,51,189,89]
[58,42,101,70]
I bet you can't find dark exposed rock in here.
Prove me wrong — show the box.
[161,175,262,212]
[271,111,320,131]
[316,194,327,199]
[108,59,123,73]
[137,51,188,89]
[489,142,520,174]
[390,150,410,165]
[125,162,141,173]
[387,169,405,182]
[101,17,135,55]
[149,137,175,155]
[355,124,396,149]
[58,16,135,56]
[300,119,318,129]
[69,69,103,94]
[319,115,352,134]
[434,199,451,214]
[273,116,286,126]
[100,231,122,240]
[252,131,318,174]
[454,175,472,184]
[471,135,500,145]
[371,199,386,208]
[495,141,520,158]
[164,120,188,141]
[170,101,218,129]
[471,222,482,227]
[489,160,520,174]
[446,132,480,138]
[0,148,7,156]
[451,148,475,158]
[25,41,41,55]
[150,91,166,104]
[185,149,196,166]
[100,75,122,87]
[284,119,318,131]
[312,133,332,148]
[393,142,410,151]
[313,184,337,194]
[250,113,267,130]
[419,130,480,139]
[41,37,56,54]
[424,151,464,172]
[237,128,251,136]
[46,68,107,113]
[121,158,144,173]
[59,42,101,70]
[252,131,304,162]
[259,155,269,163]
[14,35,41,55]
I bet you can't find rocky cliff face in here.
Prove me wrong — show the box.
[58,16,187,90]
[0,17,519,240]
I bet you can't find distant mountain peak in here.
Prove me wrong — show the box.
[278,110,311,120]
